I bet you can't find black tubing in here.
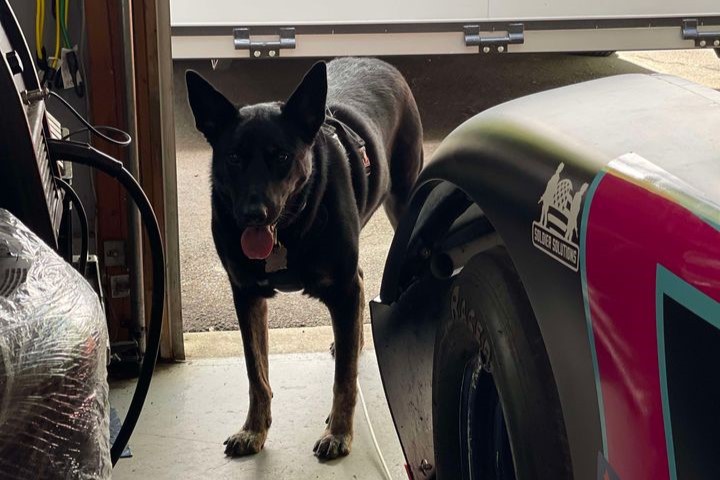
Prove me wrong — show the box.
[54,177,89,276]
[47,139,165,466]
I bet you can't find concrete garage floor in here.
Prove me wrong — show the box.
[111,332,405,480]
[174,49,720,332]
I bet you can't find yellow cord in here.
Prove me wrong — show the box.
[35,0,44,59]
[52,0,60,68]
[41,0,45,53]
[35,0,39,58]
[64,0,69,27]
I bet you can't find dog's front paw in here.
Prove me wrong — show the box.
[224,429,267,456]
[313,431,352,460]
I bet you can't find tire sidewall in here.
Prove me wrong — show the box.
[433,251,572,479]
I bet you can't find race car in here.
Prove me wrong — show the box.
[370,73,720,480]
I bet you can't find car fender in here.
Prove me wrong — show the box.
[371,73,720,480]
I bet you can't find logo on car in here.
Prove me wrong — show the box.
[531,163,587,272]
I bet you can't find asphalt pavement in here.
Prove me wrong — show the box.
[174,50,720,331]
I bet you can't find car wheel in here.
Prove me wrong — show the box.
[433,249,572,479]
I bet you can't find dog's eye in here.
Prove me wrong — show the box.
[277,152,290,164]
[227,153,241,165]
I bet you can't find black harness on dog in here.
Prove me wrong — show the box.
[253,111,370,293]
[323,109,371,176]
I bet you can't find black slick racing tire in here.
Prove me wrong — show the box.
[432,249,572,480]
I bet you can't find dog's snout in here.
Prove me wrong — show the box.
[243,203,269,225]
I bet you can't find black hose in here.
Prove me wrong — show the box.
[54,177,89,276]
[47,139,165,466]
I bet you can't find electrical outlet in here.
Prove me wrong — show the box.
[104,240,126,267]
[110,274,130,298]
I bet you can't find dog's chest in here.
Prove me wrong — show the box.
[254,243,306,293]
[254,244,335,294]
[264,244,288,273]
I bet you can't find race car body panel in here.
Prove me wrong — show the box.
[370,74,720,479]
[582,156,720,480]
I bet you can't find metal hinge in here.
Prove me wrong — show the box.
[681,19,720,48]
[233,27,296,58]
[464,23,524,53]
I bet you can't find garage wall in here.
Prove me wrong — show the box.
[8,0,97,253]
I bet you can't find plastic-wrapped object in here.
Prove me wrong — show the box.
[0,209,110,479]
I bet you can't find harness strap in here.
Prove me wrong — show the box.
[323,109,371,176]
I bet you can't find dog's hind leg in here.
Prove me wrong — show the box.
[384,99,424,229]
[314,271,364,460]
[224,287,272,456]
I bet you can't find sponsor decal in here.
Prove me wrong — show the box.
[532,163,587,271]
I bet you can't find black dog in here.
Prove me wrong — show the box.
[186,58,423,460]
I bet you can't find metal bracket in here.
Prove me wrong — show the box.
[233,27,296,58]
[464,23,524,53]
[682,19,720,48]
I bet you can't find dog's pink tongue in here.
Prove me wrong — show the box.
[241,226,274,260]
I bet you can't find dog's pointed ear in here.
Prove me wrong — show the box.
[283,62,327,143]
[186,70,237,144]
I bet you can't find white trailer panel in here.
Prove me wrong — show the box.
[169,0,720,59]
